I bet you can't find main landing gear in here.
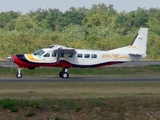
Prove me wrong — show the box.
[59,68,69,78]
[16,67,69,79]
[16,68,22,78]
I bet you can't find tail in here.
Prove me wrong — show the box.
[130,28,148,57]
[109,27,148,59]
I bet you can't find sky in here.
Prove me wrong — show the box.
[0,0,160,14]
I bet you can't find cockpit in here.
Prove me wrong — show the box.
[33,48,57,58]
[33,49,45,56]
[32,45,76,59]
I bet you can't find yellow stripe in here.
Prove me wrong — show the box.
[128,46,138,49]
[115,56,130,60]
[63,56,69,61]
[25,54,42,62]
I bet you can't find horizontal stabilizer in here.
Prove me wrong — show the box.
[129,53,143,56]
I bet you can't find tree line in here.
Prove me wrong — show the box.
[0,3,160,60]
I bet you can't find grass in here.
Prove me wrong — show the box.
[0,66,160,119]
[0,97,160,119]
[0,82,159,99]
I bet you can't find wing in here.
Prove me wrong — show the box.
[54,48,77,54]
[54,47,77,64]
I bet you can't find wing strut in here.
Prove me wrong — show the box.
[56,53,61,64]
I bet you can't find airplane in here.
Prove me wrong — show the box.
[11,27,148,78]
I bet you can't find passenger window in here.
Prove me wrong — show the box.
[52,53,56,57]
[68,54,73,58]
[60,53,64,57]
[43,53,50,57]
[84,54,90,58]
[91,54,97,58]
[77,53,83,58]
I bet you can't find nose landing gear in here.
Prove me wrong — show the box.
[16,68,22,78]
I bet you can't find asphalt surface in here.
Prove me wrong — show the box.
[0,77,160,82]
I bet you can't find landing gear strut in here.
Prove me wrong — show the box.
[59,68,69,78]
[16,68,22,78]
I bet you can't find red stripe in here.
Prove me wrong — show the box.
[13,55,123,68]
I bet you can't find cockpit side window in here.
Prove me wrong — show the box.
[43,53,50,57]
[33,49,45,56]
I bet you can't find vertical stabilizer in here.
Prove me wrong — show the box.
[131,28,148,55]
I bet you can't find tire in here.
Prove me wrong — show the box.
[59,71,63,78]
[62,72,69,78]
[16,73,22,78]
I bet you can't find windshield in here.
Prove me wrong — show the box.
[33,49,45,56]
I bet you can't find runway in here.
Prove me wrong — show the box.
[0,77,160,82]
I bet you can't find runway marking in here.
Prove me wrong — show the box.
[0,77,160,82]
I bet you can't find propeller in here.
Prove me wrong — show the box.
[7,53,13,73]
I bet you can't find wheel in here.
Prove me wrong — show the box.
[16,73,22,78]
[59,71,63,78]
[62,72,69,78]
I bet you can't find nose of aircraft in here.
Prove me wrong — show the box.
[12,54,24,64]
[7,55,16,62]
[11,54,27,68]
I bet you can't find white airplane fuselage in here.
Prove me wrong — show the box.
[12,28,148,78]
[13,46,144,69]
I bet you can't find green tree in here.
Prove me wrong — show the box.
[44,9,63,31]
[28,8,49,27]
[61,7,86,27]
[146,8,160,35]
[132,8,149,27]
[0,11,20,29]
[15,15,34,31]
